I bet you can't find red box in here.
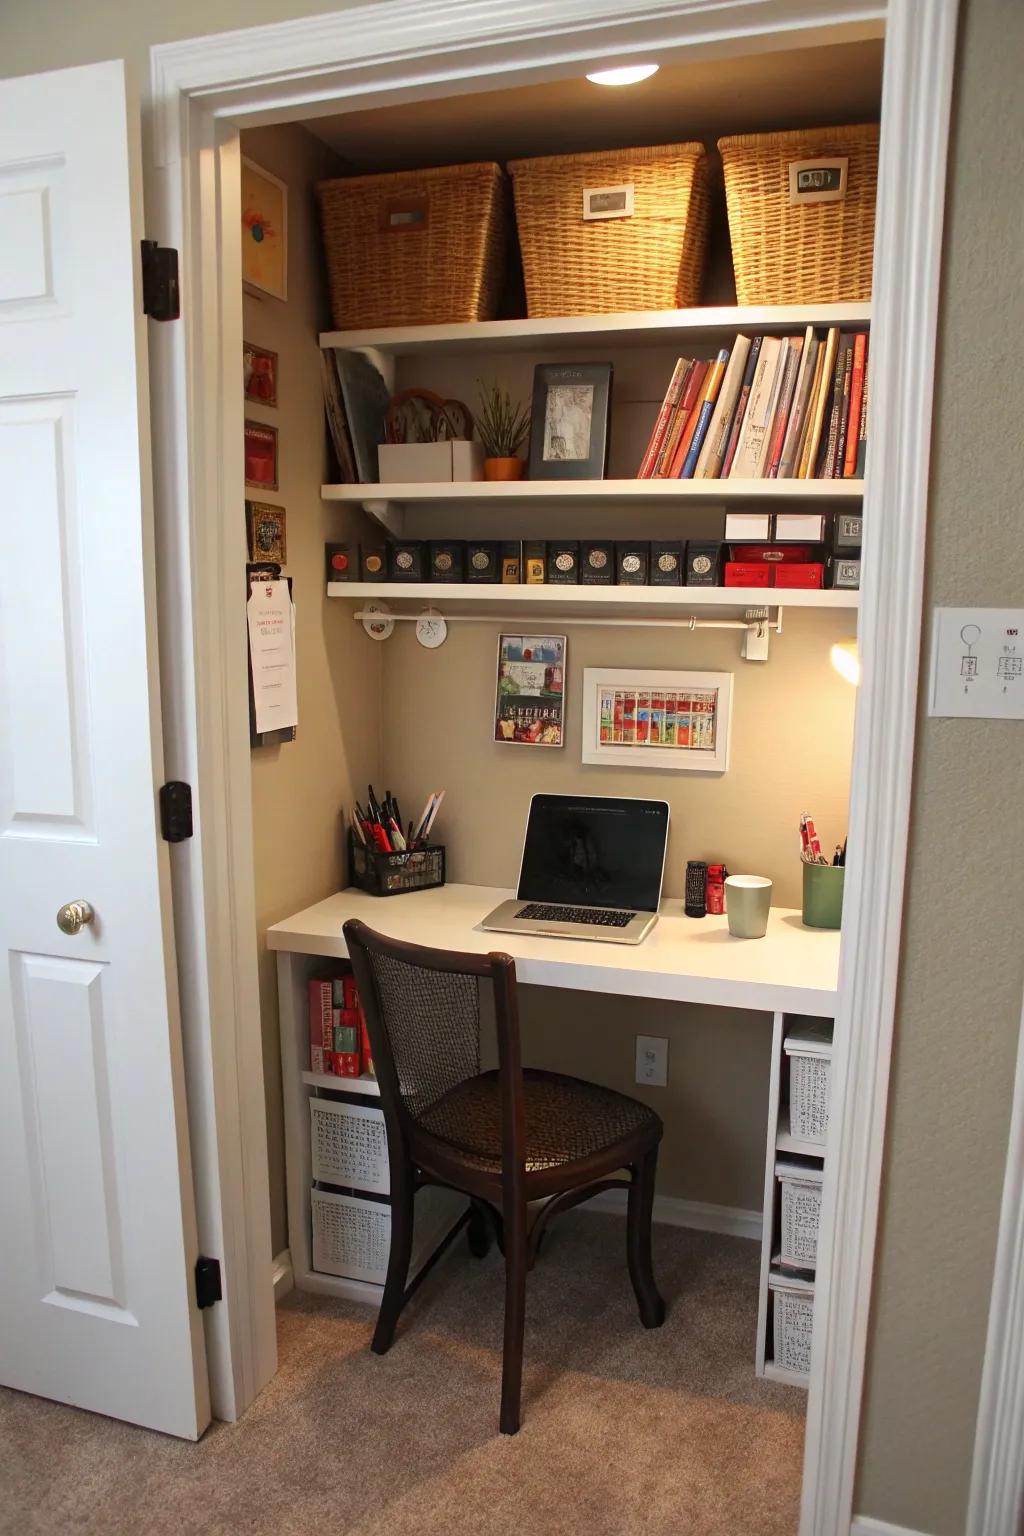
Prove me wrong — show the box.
[773,563,824,589]
[358,1008,374,1078]
[730,544,816,564]
[725,562,772,587]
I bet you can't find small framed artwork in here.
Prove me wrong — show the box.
[494,634,566,747]
[581,668,733,773]
[244,419,278,490]
[241,157,288,300]
[247,501,286,564]
[527,363,612,480]
[243,341,278,406]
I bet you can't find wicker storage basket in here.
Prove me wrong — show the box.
[508,143,710,316]
[316,162,506,329]
[718,123,879,304]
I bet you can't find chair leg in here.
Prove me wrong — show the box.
[499,1198,528,1435]
[372,1169,415,1355]
[627,1147,666,1329]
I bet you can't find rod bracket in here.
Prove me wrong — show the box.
[742,607,772,662]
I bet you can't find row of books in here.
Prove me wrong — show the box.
[309,971,374,1079]
[637,328,869,482]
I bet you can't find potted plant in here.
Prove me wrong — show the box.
[474,382,530,481]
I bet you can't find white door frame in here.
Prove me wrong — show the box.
[146,0,958,1525]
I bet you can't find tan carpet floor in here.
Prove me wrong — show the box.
[0,1217,805,1536]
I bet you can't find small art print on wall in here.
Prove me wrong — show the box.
[494,634,566,747]
[244,420,278,491]
[241,157,288,301]
[246,501,286,564]
[243,342,278,406]
[528,363,612,480]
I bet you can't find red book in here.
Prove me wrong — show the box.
[308,979,333,1075]
[664,360,710,478]
[358,1008,374,1079]
[843,333,868,477]
[638,358,691,478]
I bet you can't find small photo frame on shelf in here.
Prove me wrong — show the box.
[241,157,288,300]
[581,668,733,773]
[494,634,566,747]
[243,341,278,406]
[246,500,286,563]
[244,419,278,490]
[527,362,612,480]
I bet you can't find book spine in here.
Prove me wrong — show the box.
[753,342,790,478]
[766,337,803,478]
[654,403,689,479]
[308,979,333,1075]
[834,338,856,478]
[721,335,763,479]
[844,333,868,477]
[358,1008,374,1077]
[638,357,688,478]
[778,328,818,479]
[855,349,870,476]
[697,335,751,479]
[817,333,849,478]
[728,338,781,478]
[799,327,837,478]
[680,351,728,478]
[665,359,709,477]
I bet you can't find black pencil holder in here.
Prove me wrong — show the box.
[685,860,708,918]
[349,832,446,896]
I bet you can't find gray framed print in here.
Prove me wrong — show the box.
[527,362,612,480]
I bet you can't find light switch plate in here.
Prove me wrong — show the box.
[929,607,1024,719]
[635,1034,668,1088]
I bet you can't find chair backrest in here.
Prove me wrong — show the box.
[344,920,524,1177]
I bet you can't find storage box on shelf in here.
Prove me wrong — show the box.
[783,1020,833,1145]
[769,1272,815,1379]
[310,1096,389,1195]
[311,1185,464,1286]
[777,1160,824,1269]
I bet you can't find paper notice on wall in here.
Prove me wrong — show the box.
[247,579,297,734]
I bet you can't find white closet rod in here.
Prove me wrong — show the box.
[351,611,777,633]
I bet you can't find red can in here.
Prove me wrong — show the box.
[706,863,728,915]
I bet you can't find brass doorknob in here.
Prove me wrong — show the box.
[56,900,95,936]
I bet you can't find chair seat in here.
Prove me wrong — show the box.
[415,1068,661,1177]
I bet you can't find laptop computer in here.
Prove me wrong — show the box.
[480,793,670,946]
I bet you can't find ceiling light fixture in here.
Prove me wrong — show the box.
[586,63,660,87]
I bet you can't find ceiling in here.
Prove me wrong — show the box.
[301,38,884,174]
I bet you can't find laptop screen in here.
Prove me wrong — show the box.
[516,794,669,913]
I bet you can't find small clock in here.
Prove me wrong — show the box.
[415,609,448,650]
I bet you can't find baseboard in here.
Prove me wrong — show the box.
[851,1516,932,1536]
[271,1248,294,1304]
[584,1187,761,1242]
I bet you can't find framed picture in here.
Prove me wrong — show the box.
[246,501,286,563]
[494,634,566,747]
[527,362,612,480]
[581,668,733,773]
[241,157,288,300]
[243,341,278,406]
[244,419,278,490]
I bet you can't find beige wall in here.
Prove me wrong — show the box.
[854,1,1024,1530]
[241,121,381,1255]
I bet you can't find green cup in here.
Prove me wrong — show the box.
[725,875,773,938]
[802,861,845,929]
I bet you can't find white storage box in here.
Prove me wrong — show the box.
[784,1020,833,1144]
[310,1097,389,1195]
[770,1274,814,1378]
[377,439,483,483]
[776,1161,824,1269]
[311,1186,465,1285]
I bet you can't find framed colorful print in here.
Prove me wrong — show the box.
[494,634,566,747]
[244,420,278,490]
[246,501,286,564]
[527,362,612,480]
[581,668,733,773]
[240,157,288,300]
[243,341,278,406]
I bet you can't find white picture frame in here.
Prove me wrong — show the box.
[581,667,733,773]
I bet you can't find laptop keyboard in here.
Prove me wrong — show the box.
[516,903,637,928]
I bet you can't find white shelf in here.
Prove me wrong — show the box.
[320,302,871,357]
[328,581,860,615]
[301,1069,380,1098]
[323,477,863,506]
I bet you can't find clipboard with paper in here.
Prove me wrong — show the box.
[246,564,297,746]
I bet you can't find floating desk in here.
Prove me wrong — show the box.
[268,883,841,1386]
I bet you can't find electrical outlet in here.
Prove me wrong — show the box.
[635,1034,668,1088]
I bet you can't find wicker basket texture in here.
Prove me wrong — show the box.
[508,143,710,317]
[316,161,506,329]
[718,123,879,304]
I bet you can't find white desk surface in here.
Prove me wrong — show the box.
[267,884,839,1016]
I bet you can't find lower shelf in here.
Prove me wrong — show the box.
[302,1068,380,1098]
[763,1359,810,1388]
[328,580,859,615]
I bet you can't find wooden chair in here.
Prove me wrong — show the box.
[344,918,666,1435]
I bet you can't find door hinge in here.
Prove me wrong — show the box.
[141,239,180,321]
[160,781,193,842]
[195,1256,222,1310]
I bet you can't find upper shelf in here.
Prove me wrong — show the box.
[319,302,872,357]
[322,477,864,506]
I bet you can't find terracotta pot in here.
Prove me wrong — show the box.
[483,456,526,482]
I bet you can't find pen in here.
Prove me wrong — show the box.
[422,788,445,841]
[388,817,406,851]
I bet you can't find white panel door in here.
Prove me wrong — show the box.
[0,61,210,1439]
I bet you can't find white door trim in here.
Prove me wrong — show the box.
[146,4,956,1529]
[965,988,1024,1536]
